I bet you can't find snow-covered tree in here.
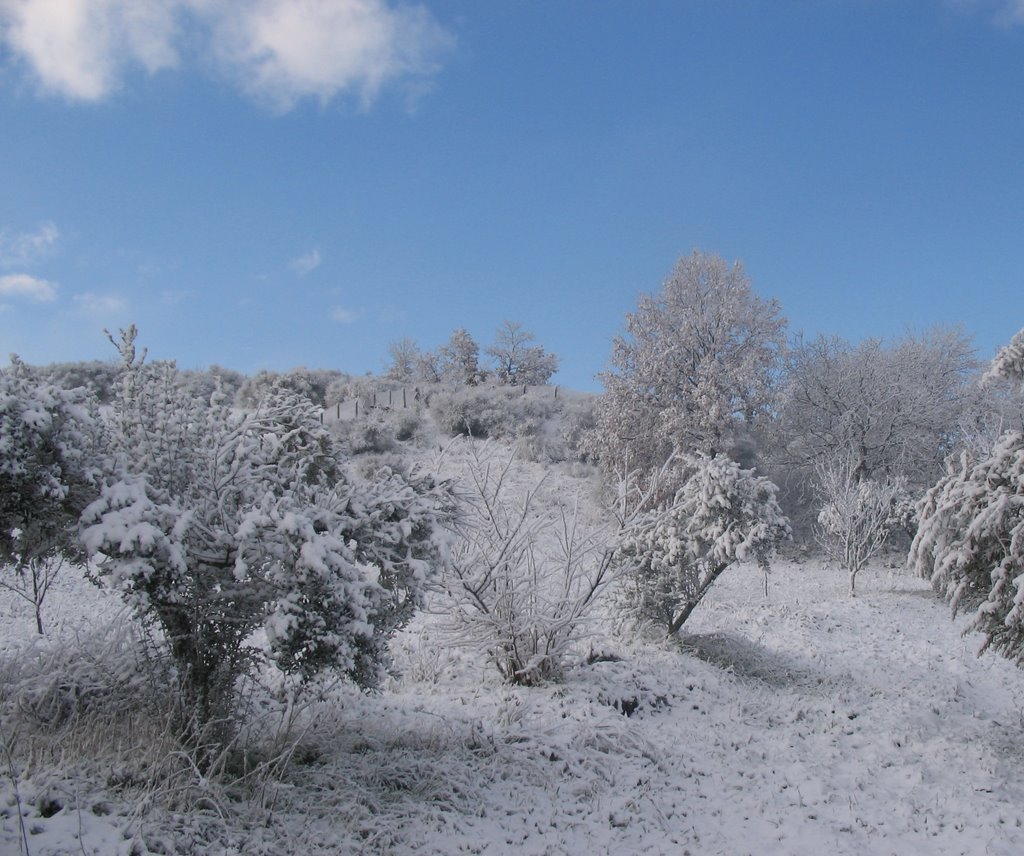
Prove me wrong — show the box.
[486,320,559,386]
[386,337,421,382]
[438,328,482,386]
[616,453,790,636]
[0,356,100,634]
[814,454,908,596]
[778,327,977,486]
[82,328,451,742]
[910,327,1024,666]
[591,250,786,474]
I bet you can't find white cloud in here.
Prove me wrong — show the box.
[290,247,322,276]
[73,291,126,315]
[0,272,58,301]
[206,0,454,110]
[0,221,60,268]
[0,0,453,107]
[0,0,180,100]
[330,306,357,323]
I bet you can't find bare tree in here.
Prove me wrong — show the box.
[814,454,906,597]
[778,327,977,487]
[439,442,644,684]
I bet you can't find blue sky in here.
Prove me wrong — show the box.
[1,0,1022,391]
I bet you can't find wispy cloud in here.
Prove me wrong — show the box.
[0,1,454,107]
[946,0,1024,25]
[73,291,126,315]
[0,221,60,268]
[330,306,357,323]
[290,247,322,276]
[0,273,58,301]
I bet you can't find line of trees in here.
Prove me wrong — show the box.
[385,320,559,387]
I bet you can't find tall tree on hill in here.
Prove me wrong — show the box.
[486,321,559,386]
[591,250,786,475]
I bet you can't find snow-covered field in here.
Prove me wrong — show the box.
[2,449,1023,855]
[3,555,1022,855]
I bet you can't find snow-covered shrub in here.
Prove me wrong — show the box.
[910,431,1024,664]
[0,356,100,634]
[27,358,121,403]
[439,443,620,685]
[616,453,789,636]
[910,327,1024,666]
[814,455,908,596]
[429,385,578,462]
[82,328,452,743]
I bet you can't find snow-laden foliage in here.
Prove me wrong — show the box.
[81,328,452,738]
[814,454,909,596]
[910,432,1024,664]
[591,250,786,473]
[616,453,790,635]
[910,326,1024,666]
[438,443,620,685]
[984,327,1024,387]
[0,355,100,633]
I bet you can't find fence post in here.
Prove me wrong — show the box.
[403,388,407,409]
[355,399,359,418]
[336,403,340,419]
[389,389,393,407]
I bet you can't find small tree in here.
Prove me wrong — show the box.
[82,328,450,745]
[486,321,558,386]
[616,453,789,636]
[910,327,1024,665]
[0,356,100,634]
[440,442,634,685]
[814,454,907,596]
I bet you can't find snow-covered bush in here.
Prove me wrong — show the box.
[814,454,908,596]
[0,356,100,634]
[439,443,619,685]
[429,385,585,462]
[616,453,790,636]
[910,327,1024,666]
[82,328,452,743]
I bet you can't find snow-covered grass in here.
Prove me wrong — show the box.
[3,468,1024,854]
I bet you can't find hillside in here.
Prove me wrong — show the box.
[2,423,1023,855]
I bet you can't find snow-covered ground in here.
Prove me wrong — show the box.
[2,456,1023,855]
